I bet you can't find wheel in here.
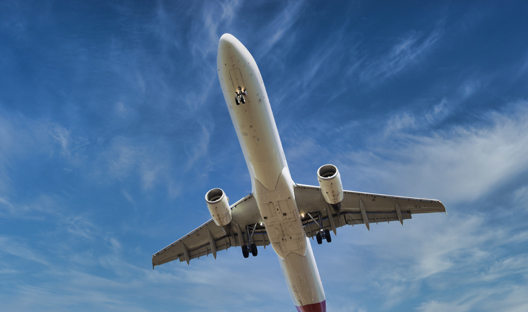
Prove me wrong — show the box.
[250,243,258,256]
[241,96,246,104]
[242,245,249,258]
[324,229,331,243]
[235,97,240,105]
[316,232,323,244]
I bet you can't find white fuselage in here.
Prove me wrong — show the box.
[217,34,326,311]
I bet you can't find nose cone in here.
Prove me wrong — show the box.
[219,33,238,49]
[218,33,238,61]
[217,33,252,67]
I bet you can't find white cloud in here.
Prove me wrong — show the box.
[360,26,443,84]
[345,102,528,203]
[513,184,528,209]
[121,190,134,204]
[384,112,416,135]
[96,136,174,191]
[59,215,97,240]
[417,284,528,312]
[0,196,15,215]
[317,207,528,309]
[114,101,128,118]
[50,125,71,157]
[0,236,49,266]
[417,299,472,312]
[198,0,241,57]
[0,110,81,195]
[255,1,305,59]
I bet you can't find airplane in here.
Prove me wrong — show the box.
[152,33,446,312]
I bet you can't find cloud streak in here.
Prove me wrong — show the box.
[342,102,528,203]
[360,25,444,84]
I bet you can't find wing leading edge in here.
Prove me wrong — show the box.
[294,184,446,237]
[152,194,269,267]
[153,185,445,267]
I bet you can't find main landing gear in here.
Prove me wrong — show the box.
[241,223,258,258]
[316,229,332,245]
[306,212,332,245]
[242,243,258,258]
[235,86,247,105]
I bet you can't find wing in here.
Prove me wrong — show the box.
[152,194,269,267]
[294,184,446,237]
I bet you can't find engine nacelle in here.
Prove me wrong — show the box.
[205,188,232,227]
[317,164,344,208]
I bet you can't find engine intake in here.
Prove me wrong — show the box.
[317,164,344,209]
[205,188,232,226]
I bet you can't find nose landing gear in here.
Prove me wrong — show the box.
[235,87,247,105]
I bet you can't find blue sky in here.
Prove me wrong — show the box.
[1,1,528,311]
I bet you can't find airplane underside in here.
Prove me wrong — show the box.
[152,33,446,312]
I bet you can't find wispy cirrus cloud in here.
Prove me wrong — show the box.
[417,284,528,312]
[308,100,528,310]
[319,200,528,309]
[343,102,528,203]
[0,236,50,266]
[0,109,81,196]
[255,1,305,60]
[360,25,444,84]
[193,0,242,58]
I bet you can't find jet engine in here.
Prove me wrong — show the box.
[205,188,232,226]
[317,164,344,211]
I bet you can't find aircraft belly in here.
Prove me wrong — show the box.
[231,75,284,190]
[216,34,326,312]
[279,237,326,307]
[218,40,286,190]
[253,168,307,259]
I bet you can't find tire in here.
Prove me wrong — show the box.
[241,96,246,104]
[316,232,323,245]
[235,97,240,105]
[325,229,331,243]
[242,245,249,258]
[250,243,258,257]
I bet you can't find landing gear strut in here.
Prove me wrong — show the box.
[241,223,258,258]
[307,212,332,245]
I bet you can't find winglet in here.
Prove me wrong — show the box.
[439,200,448,215]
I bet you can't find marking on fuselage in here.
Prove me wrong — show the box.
[229,68,245,91]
